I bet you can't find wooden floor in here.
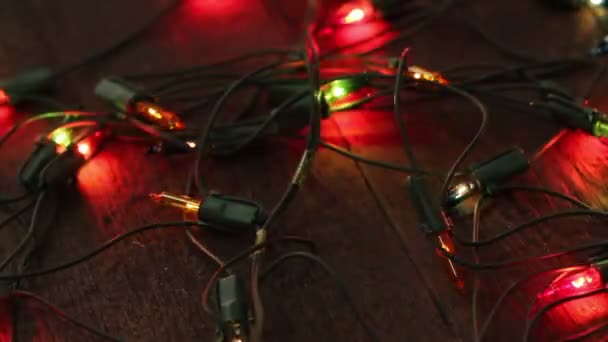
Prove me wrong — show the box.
[1,0,608,341]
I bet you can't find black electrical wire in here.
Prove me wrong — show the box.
[210,89,309,156]
[393,47,420,170]
[185,229,225,268]
[12,291,122,341]
[582,61,607,100]
[362,0,455,56]
[462,5,605,65]
[431,82,489,203]
[251,35,323,236]
[380,70,491,202]
[493,185,593,210]
[251,32,324,342]
[192,61,286,196]
[259,251,381,342]
[470,90,550,119]
[200,236,317,318]
[463,17,542,63]
[250,253,264,342]
[471,196,484,342]
[151,74,239,95]
[439,239,608,271]
[181,169,229,271]
[440,63,511,77]
[212,115,450,175]
[14,95,71,110]
[0,192,45,272]
[209,78,390,156]
[51,0,185,79]
[523,288,608,342]
[8,199,48,342]
[476,83,552,93]
[319,140,439,176]
[0,200,35,233]
[202,60,480,185]
[468,88,554,115]
[0,194,31,205]
[0,221,213,281]
[476,265,587,342]
[123,115,189,150]
[458,59,591,87]
[0,111,104,149]
[123,49,297,81]
[177,39,322,339]
[456,209,608,247]
[454,184,596,247]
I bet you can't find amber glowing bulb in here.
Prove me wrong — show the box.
[134,101,185,131]
[436,231,465,290]
[150,192,201,214]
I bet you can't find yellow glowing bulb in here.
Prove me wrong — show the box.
[590,0,604,6]
[413,73,422,79]
[51,130,71,148]
[343,8,366,24]
[147,107,162,119]
[186,141,197,149]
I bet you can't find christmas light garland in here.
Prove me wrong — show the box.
[1,0,608,341]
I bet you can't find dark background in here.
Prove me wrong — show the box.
[1,0,608,341]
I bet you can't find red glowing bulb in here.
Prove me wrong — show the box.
[533,266,605,313]
[74,130,107,160]
[342,8,366,24]
[0,89,9,106]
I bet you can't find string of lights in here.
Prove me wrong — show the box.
[2,0,608,340]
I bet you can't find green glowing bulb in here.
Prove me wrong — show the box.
[331,86,347,99]
[321,78,365,104]
[51,129,72,148]
[593,119,608,138]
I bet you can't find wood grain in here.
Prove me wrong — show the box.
[1,0,607,341]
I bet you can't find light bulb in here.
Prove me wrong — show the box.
[74,130,107,160]
[150,192,201,214]
[436,231,465,290]
[538,267,603,301]
[321,78,367,104]
[593,118,608,137]
[0,89,9,106]
[407,66,448,84]
[50,128,72,154]
[342,8,366,24]
[77,142,91,156]
[133,101,185,131]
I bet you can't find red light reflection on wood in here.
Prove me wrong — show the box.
[534,129,608,208]
[534,293,608,341]
[0,298,12,342]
